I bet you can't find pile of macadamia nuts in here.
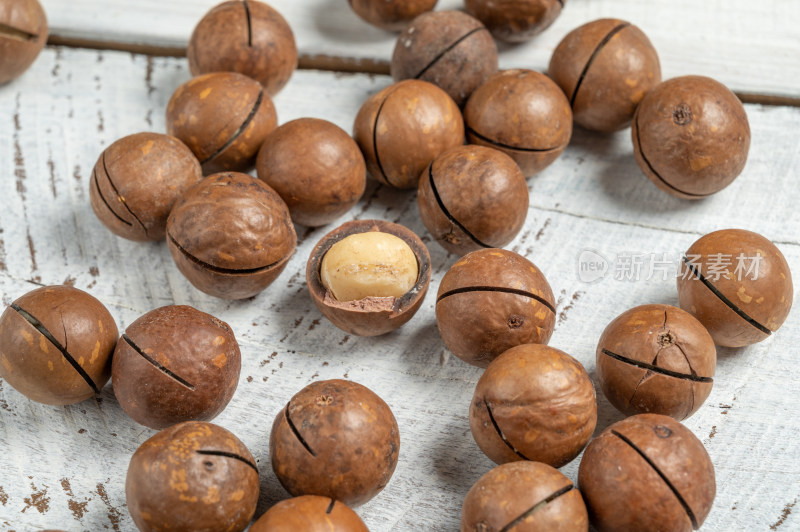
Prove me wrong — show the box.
[0,0,795,530]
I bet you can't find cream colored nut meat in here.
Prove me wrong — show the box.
[321,232,419,301]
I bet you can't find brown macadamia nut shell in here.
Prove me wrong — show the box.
[464,0,563,43]
[89,132,203,241]
[166,72,278,173]
[166,172,296,300]
[0,0,48,85]
[188,0,297,96]
[597,304,716,420]
[111,305,241,430]
[270,379,400,507]
[349,0,437,32]
[126,421,259,532]
[578,414,715,532]
[353,79,464,189]
[632,75,750,198]
[464,69,572,177]
[417,144,528,256]
[470,344,597,467]
[677,229,793,347]
[256,118,366,227]
[250,495,369,532]
[436,248,556,368]
[548,19,661,132]
[0,285,117,405]
[306,219,431,336]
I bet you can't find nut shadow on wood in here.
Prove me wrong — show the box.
[312,0,399,44]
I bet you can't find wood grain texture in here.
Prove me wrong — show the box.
[0,47,798,531]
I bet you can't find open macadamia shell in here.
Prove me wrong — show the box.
[306,219,431,336]
[0,0,48,85]
[464,0,564,43]
[250,496,369,532]
[349,0,437,32]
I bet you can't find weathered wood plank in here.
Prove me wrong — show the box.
[0,47,798,531]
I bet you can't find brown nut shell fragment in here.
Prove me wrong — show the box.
[464,0,564,43]
[307,219,431,336]
[548,19,661,132]
[391,10,498,106]
[464,69,572,177]
[0,0,48,85]
[166,72,278,173]
[597,304,716,420]
[0,285,118,405]
[111,305,241,430]
[436,248,556,368]
[349,0,437,32]
[188,0,297,96]
[677,229,793,347]
[417,144,528,256]
[250,495,369,532]
[89,132,203,241]
[126,421,259,532]
[166,172,296,300]
[353,79,464,189]
[632,75,750,198]
[270,379,400,507]
[578,414,715,532]
[461,461,588,532]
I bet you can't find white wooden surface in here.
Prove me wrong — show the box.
[0,1,799,531]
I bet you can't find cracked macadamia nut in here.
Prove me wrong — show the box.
[353,79,464,189]
[0,0,48,85]
[464,0,564,43]
[391,10,498,106]
[436,248,556,368]
[166,172,296,300]
[307,219,431,336]
[0,285,118,405]
[632,75,750,198]
[251,496,369,532]
[465,69,572,177]
[549,19,661,132]
[349,0,437,32]
[677,229,793,347]
[417,144,528,256]
[188,0,297,96]
[256,118,366,227]
[470,344,597,468]
[89,132,203,241]
[461,461,588,532]
[111,305,241,430]
[126,421,259,532]
[166,72,278,173]
[270,379,400,507]
[597,304,716,420]
[579,414,715,532]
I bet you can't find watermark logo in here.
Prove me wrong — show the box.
[577,249,609,283]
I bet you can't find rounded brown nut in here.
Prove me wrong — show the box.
[188,0,297,96]
[256,118,366,227]
[89,132,203,241]
[417,145,528,256]
[348,0,437,32]
[111,305,241,430]
[632,75,750,198]
[166,172,296,300]
[166,72,278,173]
[677,229,793,347]
[126,421,259,532]
[0,285,118,405]
[461,461,588,532]
[548,19,661,132]
[391,10,498,106]
[436,248,556,368]
[250,495,369,532]
[578,414,716,532]
[0,0,48,85]
[470,344,596,467]
[307,219,431,336]
[353,79,464,189]
[597,304,716,420]
[464,0,563,43]
[270,379,400,507]
[464,69,572,177]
